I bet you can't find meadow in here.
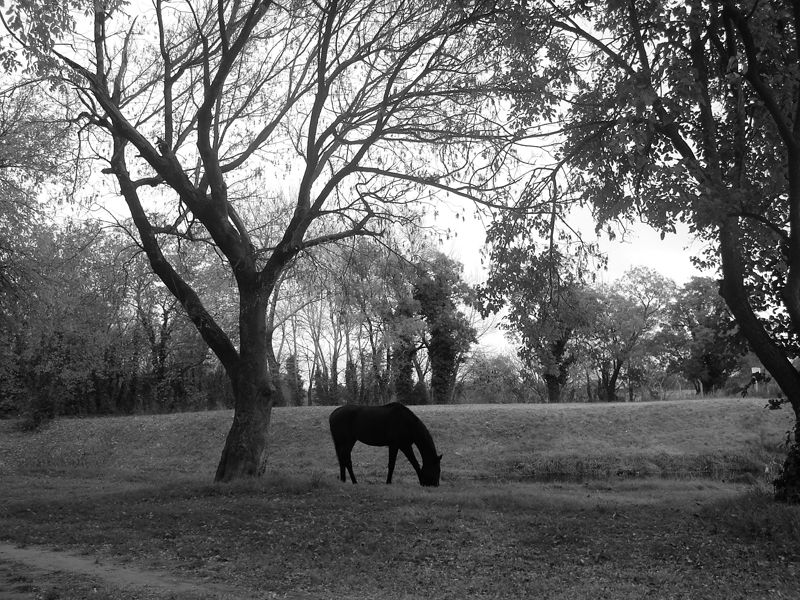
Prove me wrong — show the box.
[0,397,798,599]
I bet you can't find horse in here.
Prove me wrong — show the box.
[328,402,442,486]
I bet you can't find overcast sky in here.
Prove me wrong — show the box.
[440,207,710,289]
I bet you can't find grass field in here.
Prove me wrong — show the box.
[0,397,798,599]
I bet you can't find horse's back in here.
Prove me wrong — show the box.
[329,402,417,447]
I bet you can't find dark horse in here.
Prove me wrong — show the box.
[329,402,442,486]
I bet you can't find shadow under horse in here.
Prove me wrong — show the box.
[329,402,442,486]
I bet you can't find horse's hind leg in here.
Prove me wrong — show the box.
[334,441,356,484]
[336,440,358,484]
[345,451,357,484]
[336,448,347,483]
[342,452,356,483]
[386,446,398,484]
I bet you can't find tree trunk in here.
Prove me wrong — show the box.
[717,216,800,501]
[429,335,456,404]
[544,374,561,403]
[214,287,275,482]
[214,369,273,481]
[774,438,800,503]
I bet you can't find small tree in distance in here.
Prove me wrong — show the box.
[660,276,749,395]
[414,252,477,404]
[477,243,594,404]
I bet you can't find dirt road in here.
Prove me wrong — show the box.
[0,543,250,599]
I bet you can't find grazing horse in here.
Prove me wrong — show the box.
[329,402,442,486]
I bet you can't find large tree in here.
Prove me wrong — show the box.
[493,0,800,500]
[5,0,513,480]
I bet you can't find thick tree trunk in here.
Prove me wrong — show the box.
[598,362,621,402]
[214,372,273,481]
[215,286,275,482]
[717,216,800,501]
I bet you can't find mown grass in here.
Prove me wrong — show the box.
[0,398,798,599]
[1,397,792,484]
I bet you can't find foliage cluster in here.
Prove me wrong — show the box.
[0,217,481,422]
[484,0,800,497]
[477,248,749,403]
[0,223,233,427]
[276,238,477,407]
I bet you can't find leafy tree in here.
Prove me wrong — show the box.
[459,352,531,403]
[492,0,800,498]
[583,268,675,402]
[662,277,749,395]
[389,295,421,404]
[413,252,477,404]
[4,224,128,423]
[0,80,73,417]
[1,223,231,423]
[0,80,71,299]
[5,0,514,479]
[478,243,594,403]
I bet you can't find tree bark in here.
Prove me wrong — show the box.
[717,215,800,500]
[214,285,275,482]
[214,372,273,481]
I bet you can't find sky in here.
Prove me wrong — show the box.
[439,207,710,287]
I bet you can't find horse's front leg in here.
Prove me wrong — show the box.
[387,446,398,484]
[346,458,357,485]
[400,445,422,480]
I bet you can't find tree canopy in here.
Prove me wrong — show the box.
[488,0,800,499]
[2,0,517,480]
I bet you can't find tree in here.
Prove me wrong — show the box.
[459,352,531,403]
[662,277,749,395]
[492,0,800,499]
[6,0,513,479]
[0,79,72,295]
[583,268,675,402]
[413,252,477,404]
[283,354,304,406]
[478,243,593,403]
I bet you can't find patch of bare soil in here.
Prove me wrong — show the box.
[0,543,250,599]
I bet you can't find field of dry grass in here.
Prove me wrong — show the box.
[0,397,798,599]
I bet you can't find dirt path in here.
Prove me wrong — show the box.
[0,542,252,599]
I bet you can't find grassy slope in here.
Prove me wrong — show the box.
[0,398,798,599]
[1,397,791,483]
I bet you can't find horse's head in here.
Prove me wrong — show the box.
[420,454,442,487]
